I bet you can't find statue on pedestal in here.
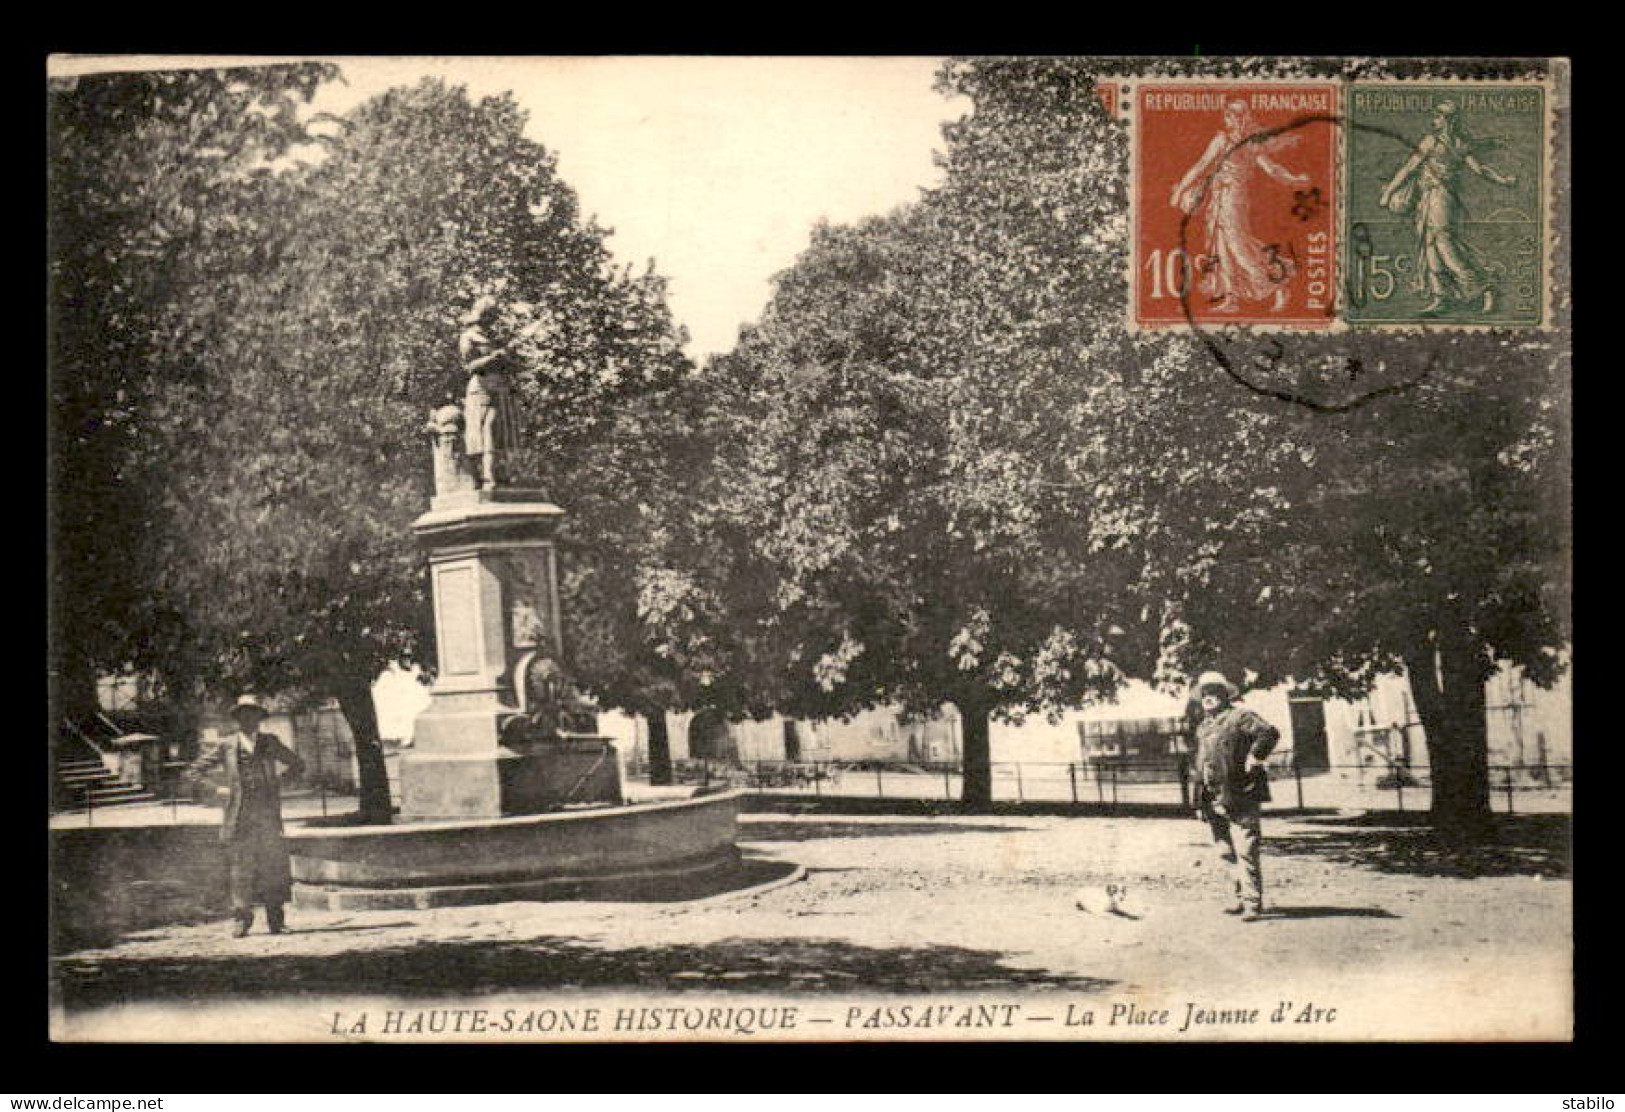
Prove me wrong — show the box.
[457,296,525,490]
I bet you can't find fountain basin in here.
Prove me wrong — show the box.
[288,788,741,911]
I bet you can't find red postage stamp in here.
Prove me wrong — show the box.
[1132,82,1340,329]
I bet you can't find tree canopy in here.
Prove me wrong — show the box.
[703,194,1147,803]
[48,63,338,721]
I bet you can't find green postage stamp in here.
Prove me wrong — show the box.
[1343,82,1549,327]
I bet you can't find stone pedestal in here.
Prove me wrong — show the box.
[399,487,622,820]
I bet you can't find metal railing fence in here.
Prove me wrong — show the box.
[653,757,1573,815]
[52,748,1573,824]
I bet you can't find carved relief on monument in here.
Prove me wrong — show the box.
[502,549,558,654]
[513,651,568,740]
[512,650,598,740]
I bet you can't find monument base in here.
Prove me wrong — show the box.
[292,847,742,911]
[400,738,623,820]
[289,790,745,910]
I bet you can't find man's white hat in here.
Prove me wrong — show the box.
[1193,671,1238,698]
[231,693,270,716]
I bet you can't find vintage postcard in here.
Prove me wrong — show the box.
[47,54,1572,1045]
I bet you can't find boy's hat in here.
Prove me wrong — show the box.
[1193,671,1238,698]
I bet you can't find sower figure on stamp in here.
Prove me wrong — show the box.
[1190,671,1280,922]
[1379,100,1518,316]
[185,695,306,937]
[1170,99,1312,313]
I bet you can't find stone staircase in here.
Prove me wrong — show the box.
[54,744,157,812]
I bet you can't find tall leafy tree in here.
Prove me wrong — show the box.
[559,375,724,785]
[48,62,338,724]
[708,205,1139,806]
[564,342,844,784]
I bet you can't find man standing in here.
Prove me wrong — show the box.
[1191,672,1280,922]
[186,695,306,937]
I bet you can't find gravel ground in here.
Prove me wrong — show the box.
[50,809,1571,1041]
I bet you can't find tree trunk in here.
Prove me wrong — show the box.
[335,678,393,824]
[956,697,993,810]
[646,710,673,787]
[50,650,102,728]
[1403,625,1493,840]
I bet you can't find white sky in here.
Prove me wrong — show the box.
[55,55,965,359]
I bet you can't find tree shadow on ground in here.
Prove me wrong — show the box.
[1270,814,1570,879]
[1261,905,1399,920]
[740,821,1029,842]
[53,884,222,955]
[54,857,801,955]
[53,935,1114,1010]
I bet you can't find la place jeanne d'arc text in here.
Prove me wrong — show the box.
[327,999,1340,1037]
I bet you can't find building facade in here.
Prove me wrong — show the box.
[613,661,1571,782]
